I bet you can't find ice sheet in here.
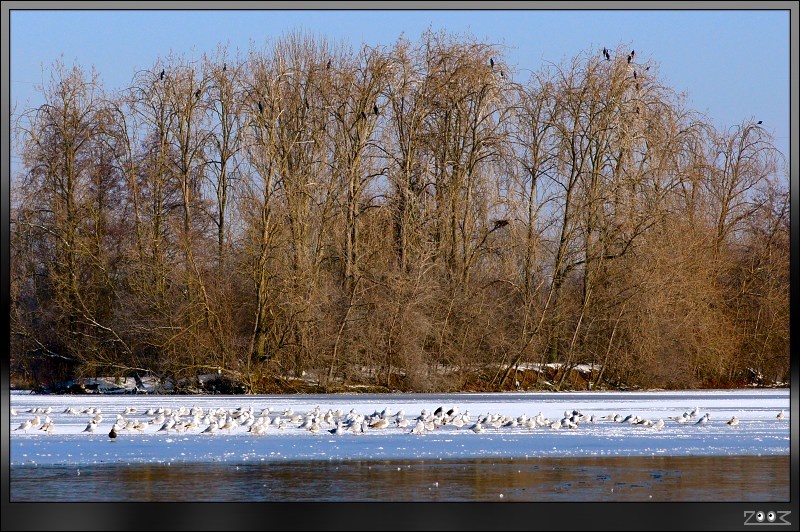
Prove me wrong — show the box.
[9,389,790,466]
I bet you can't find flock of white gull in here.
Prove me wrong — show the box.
[10,403,788,438]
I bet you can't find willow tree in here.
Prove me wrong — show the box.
[13,60,129,379]
[240,33,342,387]
[495,66,560,387]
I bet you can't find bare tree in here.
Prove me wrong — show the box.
[13,60,131,379]
[9,36,789,393]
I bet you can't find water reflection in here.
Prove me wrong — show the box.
[11,455,788,502]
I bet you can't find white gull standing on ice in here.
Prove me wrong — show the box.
[695,413,710,426]
[14,420,33,433]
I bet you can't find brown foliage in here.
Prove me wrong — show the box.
[10,36,789,392]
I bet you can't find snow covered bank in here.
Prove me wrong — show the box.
[10,389,790,466]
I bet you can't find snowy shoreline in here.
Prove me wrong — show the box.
[10,389,790,466]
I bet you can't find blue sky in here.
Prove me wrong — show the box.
[9,8,791,160]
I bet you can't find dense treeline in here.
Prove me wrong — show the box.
[10,31,789,393]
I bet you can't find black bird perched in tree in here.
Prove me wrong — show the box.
[631,49,635,57]
[326,59,331,70]
[195,89,201,99]
[490,57,494,68]
[627,54,632,64]
[160,69,165,80]
[499,69,504,78]
[373,103,379,116]
[603,47,610,61]
[757,120,763,124]
[223,63,226,72]
[633,71,637,79]
[109,426,117,439]
[493,219,509,230]
[645,65,650,71]
[258,101,263,114]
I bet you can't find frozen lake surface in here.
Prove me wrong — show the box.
[10,389,790,466]
[9,389,790,502]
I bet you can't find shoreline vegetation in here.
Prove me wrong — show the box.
[11,31,789,395]
[13,363,788,396]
